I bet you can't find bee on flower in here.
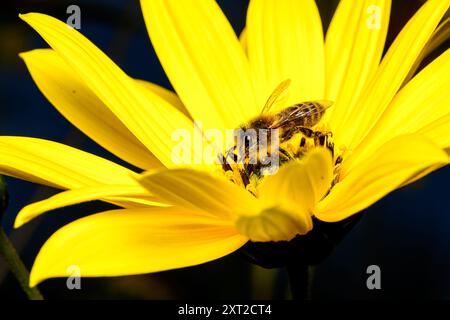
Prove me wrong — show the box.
[1,0,449,287]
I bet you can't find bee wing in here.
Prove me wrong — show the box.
[269,100,334,129]
[269,107,306,129]
[261,79,291,114]
[313,100,334,110]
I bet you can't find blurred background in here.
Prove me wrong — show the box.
[1,0,450,300]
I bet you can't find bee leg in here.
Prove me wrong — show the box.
[297,127,315,138]
[279,147,292,161]
[313,131,324,147]
[239,169,250,187]
[226,145,239,162]
[281,126,315,141]
[300,137,306,148]
[220,153,232,172]
[245,163,255,176]
[220,146,241,174]
[295,137,307,158]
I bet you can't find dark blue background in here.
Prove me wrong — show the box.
[0,0,449,299]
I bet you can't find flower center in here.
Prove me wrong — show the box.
[217,123,344,242]
[219,125,341,196]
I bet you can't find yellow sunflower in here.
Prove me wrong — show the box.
[4,0,450,287]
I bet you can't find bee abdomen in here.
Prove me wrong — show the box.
[281,102,325,127]
[305,102,326,127]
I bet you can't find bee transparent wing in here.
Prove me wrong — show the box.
[261,79,291,114]
[270,100,334,129]
[269,107,304,129]
[313,100,334,110]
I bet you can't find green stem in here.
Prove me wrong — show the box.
[287,262,315,301]
[0,226,43,300]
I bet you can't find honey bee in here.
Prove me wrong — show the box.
[222,79,334,186]
[243,79,333,143]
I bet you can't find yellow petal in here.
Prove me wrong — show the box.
[417,113,450,149]
[239,27,247,54]
[316,135,449,222]
[259,149,333,211]
[141,0,257,130]
[14,185,166,228]
[20,49,163,170]
[236,148,333,242]
[29,207,248,286]
[138,169,259,219]
[342,48,450,174]
[405,17,450,83]
[379,48,450,138]
[136,79,189,117]
[335,0,450,150]
[326,0,391,127]
[21,13,194,167]
[0,136,137,189]
[246,0,325,109]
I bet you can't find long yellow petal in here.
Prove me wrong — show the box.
[21,13,194,167]
[417,113,450,149]
[377,48,450,139]
[20,49,163,170]
[326,0,391,127]
[325,0,363,101]
[29,207,248,286]
[138,169,259,220]
[405,17,450,83]
[246,0,325,109]
[14,185,166,228]
[236,149,333,242]
[0,136,137,189]
[335,0,450,150]
[342,48,450,174]
[136,79,189,117]
[141,0,257,130]
[316,135,449,222]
